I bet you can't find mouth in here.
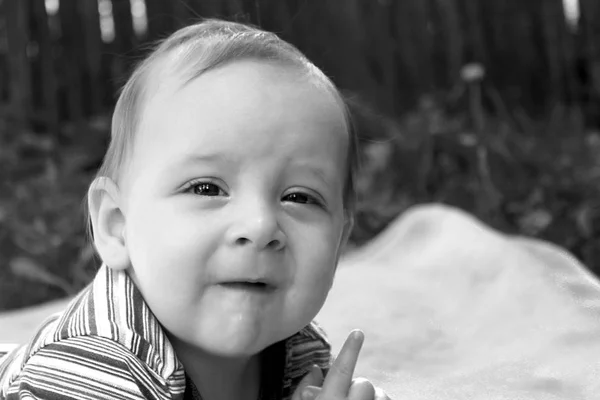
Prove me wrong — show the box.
[218,281,276,293]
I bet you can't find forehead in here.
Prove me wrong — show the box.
[128,59,348,177]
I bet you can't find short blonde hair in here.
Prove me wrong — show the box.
[88,19,358,238]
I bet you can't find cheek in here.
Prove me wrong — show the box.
[125,201,209,268]
[290,266,336,328]
[291,239,338,304]
[296,217,344,275]
[123,205,210,306]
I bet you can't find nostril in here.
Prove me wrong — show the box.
[267,239,282,250]
[232,237,283,249]
[235,237,251,246]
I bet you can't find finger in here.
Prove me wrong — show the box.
[374,386,391,400]
[301,385,321,400]
[291,365,324,400]
[321,330,365,397]
[347,378,375,400]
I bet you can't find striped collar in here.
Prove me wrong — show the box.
[46,265,183,379]
[28,265,331,399]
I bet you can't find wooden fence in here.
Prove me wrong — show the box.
[0,0,599,134]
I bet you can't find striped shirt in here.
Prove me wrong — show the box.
[0,265,332,399]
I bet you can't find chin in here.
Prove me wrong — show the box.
[204,343,269,359]
[193,332,274,358]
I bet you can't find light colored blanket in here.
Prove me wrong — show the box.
[2,204,600,399]
[319,204,600,399]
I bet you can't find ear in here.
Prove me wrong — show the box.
[88,177,130,270]
[333,211,354,269]
[341,211,354,248]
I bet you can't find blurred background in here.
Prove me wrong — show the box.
[0,0,599,311]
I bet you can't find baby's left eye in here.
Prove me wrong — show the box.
[282,192,322,206]
[192,182,224,196]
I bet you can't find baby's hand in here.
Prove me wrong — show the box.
[292,330,391,400]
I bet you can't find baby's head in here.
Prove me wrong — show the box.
[94,19,357,218]
[88,19,358,359]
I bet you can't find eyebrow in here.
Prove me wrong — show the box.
[166,153,337,187]
[290,161,337,188]
[171,153,235,169]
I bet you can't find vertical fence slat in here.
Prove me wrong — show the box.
[58,0,85,123]
[540,0,569,104]
[413,0,435,94]
[0,0,8,104]
[481,0,509,93]
[111,0,137,86]
[524,0,551,111]
[390,0,416,109]
[391,0,427,109]
[144,0,175,40]
[187,0,222,19]
[326,0,379,107]
[556,0,578,105]
[264,0,297,44]
[337,0,380,106]
[30,0,58,131]
[579,0,600,124]
[463,0,487,64]
[172,0,199,27]
[80,0,103,116]
[370,1,397,113]
[4,0,31,122]
[433,0,462,88]
[112,0,136,50]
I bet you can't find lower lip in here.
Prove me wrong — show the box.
[218,282,276,294]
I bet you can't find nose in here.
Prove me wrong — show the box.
[226,199,286,252]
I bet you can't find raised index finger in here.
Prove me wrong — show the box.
[321,330,365,397]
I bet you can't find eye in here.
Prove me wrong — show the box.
[282,192,323,207]
[184,181,227,197]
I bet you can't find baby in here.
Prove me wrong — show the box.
[0,19,389,400]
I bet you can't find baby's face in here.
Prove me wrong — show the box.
[120,60,349,358]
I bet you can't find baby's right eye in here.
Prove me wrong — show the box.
[184,181,227,197]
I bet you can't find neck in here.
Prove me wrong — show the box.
[169,337,261,400]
